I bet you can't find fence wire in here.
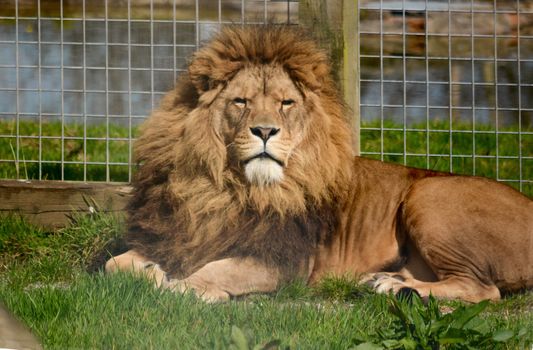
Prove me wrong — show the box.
[0,0,532,197]
[359,0,533,196]
[0,0,296,183]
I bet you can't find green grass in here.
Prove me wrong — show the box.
[360,120,533,166]
[0,213,532,349]
[360,120,533,197]
[1,119,531,196]
[0,120,135,182]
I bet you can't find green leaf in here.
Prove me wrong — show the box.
[253,339,281,350]
[492,330,514,342]
[381,339,401,348]
[439,336,466,344]
[517,327,527,338]
[352,342,385,350]
[429,318,451,334]
[377,328,397,340]
[440,327,472,344]
[389,298,409,324]
[398,338,418,350]
[449,300,488,329]
[425,295,441,318]
[231,326,250,350]
[410,309,427,336]
[461,315,489,333]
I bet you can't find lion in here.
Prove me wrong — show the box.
[105,25,533,303]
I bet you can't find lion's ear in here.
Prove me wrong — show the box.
[287,58,331,93]
[188,57,212,93]
[188,54,242,94]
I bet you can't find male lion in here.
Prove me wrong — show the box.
[106,25,533,303]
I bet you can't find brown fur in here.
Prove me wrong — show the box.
[107,25,533,302]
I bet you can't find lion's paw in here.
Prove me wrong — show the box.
[362,273,409,295]
[163,278,231,303]
[139,262,169,288]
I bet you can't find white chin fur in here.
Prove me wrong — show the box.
[244,158,284,186]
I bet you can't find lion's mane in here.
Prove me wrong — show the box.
[126,26,354,279]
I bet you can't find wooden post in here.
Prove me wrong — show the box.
[299,0,360,155]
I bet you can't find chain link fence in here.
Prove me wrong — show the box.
[0,0,531,196]
[0,0,296,182]
[359,0,533,196]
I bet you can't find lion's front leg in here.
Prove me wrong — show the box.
[362,272,501,302]
[163,258,280,303]
[105,250,168,288]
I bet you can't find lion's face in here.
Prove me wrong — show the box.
[212,65,308,186]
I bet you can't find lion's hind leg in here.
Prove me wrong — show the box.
[363,272,501,302]
[105,250,168,287]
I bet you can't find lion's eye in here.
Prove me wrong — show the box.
[233,97,247,108]
[281,99,295,108]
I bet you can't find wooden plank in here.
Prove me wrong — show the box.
[299,0,360,155]
[0,180,132,228]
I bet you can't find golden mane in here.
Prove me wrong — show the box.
[125,25,354,279]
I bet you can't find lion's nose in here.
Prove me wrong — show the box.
[250,126,280,142]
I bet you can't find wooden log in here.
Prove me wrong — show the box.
[0,180,132,228]
[299,0,360,155]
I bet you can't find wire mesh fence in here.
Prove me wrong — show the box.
[0,0,297,182]
[359,0,533,196]
[0,0,532,197]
